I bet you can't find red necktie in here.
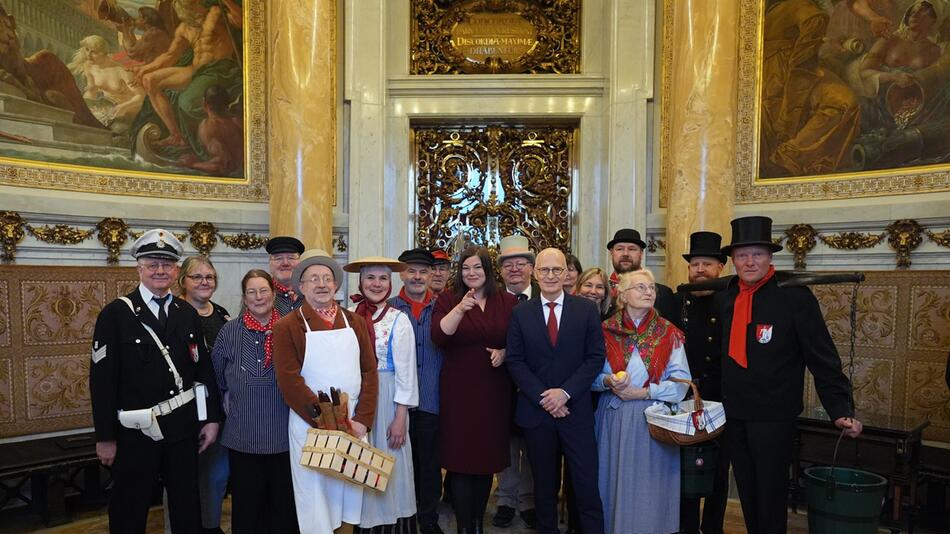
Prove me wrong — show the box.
[546,302,558,345]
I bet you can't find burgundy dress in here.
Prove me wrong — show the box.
[431,289,517,474]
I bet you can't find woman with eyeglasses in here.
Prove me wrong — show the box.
[211,269,298,533]
[594,269,691,534]
[432,247,518,534]
[174,255,231,534]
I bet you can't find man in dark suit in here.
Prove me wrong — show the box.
[606,228,675,318]
[716,216,862,534]
[90,229,222,533]
[506,248,606,534]
[672,232,729,534]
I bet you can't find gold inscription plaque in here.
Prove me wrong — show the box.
[450,13,538,67]
[411,0,580,75]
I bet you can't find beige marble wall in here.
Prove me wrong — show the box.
[267,0,338,250]
[662,0,737,288]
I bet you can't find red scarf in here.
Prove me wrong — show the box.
[242,309,279,367]
[601,308,683,386]
[313,303,339,328]
[350,276,392,348]
[609,272,620,298]
[399,287,433,319]
[728,266,776,368]
[274,280,297,303]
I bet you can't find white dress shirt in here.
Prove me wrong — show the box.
[139,283,171,320]
[540,291,564,326]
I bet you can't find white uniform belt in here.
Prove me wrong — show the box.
[152,388,195,417]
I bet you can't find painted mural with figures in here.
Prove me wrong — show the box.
[0,0,245,178]
[0,266,137,438]
[808,270,950,442]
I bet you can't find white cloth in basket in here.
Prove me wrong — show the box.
[644,399,726,436]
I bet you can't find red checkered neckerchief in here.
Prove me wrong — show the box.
[242,308,280,367]
[274,280,297,302]
[314,303,339,328]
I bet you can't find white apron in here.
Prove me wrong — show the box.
[289,309,364,534]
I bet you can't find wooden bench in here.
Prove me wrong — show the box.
[0,432,105,526]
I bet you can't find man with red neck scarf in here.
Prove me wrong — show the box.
[388,247,447,534]
[606,228,677,319]
[265,236,305,317]
[715,216,862,534]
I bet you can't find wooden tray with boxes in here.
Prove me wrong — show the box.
[300,429,395,492]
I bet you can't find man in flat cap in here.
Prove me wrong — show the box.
[428,249,451,295]
[389,247,446,534]
[672,232,729,534]
[606,228,676,319]
[90,229,222,533]
[266,236,305,316]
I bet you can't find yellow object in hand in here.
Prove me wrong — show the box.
[614,370,626,380]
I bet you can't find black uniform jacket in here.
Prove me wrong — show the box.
[671,290,723,401]
[714,274,853,422]
[89,288,223,443]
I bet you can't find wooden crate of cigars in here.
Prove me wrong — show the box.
[300,429,395,492]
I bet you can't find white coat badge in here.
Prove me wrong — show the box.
[756,324,773,344]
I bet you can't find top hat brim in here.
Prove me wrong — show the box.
[607,237,647,250]
[682,252,727,263]
[497,251,536,263]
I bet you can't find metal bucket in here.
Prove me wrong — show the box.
[803,466,887,534]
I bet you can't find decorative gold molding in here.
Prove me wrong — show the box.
[333,233,349,254]
[647,238,666,253]
[926,229,950,248]
[886,219,924,269]
[0,0,268,202]
[25,224,94,246]
[188,222,219,257]
[0,211,25,263]
[219,232,268,251]
[783,224,817,270]
[410,0,580,75]
[819,232,886,250]
[96,218,131,265]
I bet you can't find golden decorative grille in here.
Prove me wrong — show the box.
[413,124,575,254]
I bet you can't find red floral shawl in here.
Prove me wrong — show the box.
[601,308,684,386]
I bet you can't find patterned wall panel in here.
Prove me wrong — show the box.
[812,271,950,443]
[0,265,136,438]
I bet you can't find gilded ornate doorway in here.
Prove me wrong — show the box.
[412,123,577,254]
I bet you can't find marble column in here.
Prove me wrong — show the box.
[664,0,738,287]
[268,0,337,250]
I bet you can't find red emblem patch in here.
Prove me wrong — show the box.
[756,324,773,344]
[189,343,199,362]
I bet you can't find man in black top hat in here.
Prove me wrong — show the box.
[90,229,222,533]
[266,236,305,316]
[606,228,676,319]
[714,216,862,534]
[672,231,729,534]
[389,247,446,534]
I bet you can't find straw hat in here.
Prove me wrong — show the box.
[343,256,407,273]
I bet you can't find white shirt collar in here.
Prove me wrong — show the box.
[139,283,170,303]
[541,291,564,307]
[507,285,532,299]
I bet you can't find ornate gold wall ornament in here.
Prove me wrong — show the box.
[886,219,924,268]
[333,234,349,253]
[0,211,25,263]
[188,222,219,256]
[219,232,268,251]
[926,229,950,248]
[95,218,130,265]
[414,124,575,254]
[819,232,886,250]
[410,0,580,75]
[647,239,666,253]
[26,225,94,246]
[783,224,817,269]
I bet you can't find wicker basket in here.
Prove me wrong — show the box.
[299,429,395,492]
[646,378,725,446]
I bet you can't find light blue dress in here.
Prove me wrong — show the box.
[592,322,691,534]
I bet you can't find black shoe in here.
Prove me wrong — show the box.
[473,519,484,534]
[520,508,538,529]
[421,523,445,534]
[202,528,225,534]
[492,505,516,528]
